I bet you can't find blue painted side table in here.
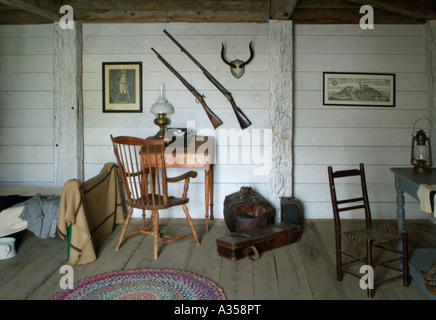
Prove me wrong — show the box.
[390,167,436,299]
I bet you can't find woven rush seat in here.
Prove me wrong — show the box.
[342,225,405,246]
[424,262,436,295]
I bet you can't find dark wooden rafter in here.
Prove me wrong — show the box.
[74,9,268,23]
[270,0,299,20]
[291,0,428,24]
[345,0,436,20]
[291,9,426,24]
[67,0,270,23]
[0,0,59,22]
[0,0,434,24]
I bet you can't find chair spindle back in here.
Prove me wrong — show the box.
[111,135,168,208]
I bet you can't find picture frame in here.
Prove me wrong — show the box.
[323,72,395,107]
[102,62,143,113]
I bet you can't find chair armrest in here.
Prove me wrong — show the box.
[167,171,198,200]
[167,171,198,183]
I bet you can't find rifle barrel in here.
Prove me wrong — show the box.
[163,30,252,129]
[151,48,223,129]
[163,30,205,72]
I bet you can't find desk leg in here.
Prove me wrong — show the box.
[210,164,214,220]
[394,177,406,232]
[394,175,406,253]
[205,168,210,233]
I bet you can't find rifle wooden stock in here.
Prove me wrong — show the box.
[163,29,252,130]
[151,48,223,129]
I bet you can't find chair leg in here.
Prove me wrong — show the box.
[142,209,146,227]
[152,210,159,260]
[366,239,374,299]
[115,207,133,251]
[335,233,343,281]
[183,204,200,246]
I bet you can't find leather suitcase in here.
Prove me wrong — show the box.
[216,222,302,261]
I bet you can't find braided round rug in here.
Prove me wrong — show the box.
[49,269,226,300]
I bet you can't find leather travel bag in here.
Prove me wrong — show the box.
[223,186,274,233]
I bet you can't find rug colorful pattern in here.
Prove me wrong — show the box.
[49,269,226,300]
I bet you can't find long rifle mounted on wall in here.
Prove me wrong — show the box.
[221,41,254,79]
[163,30,252,130]
[151,48,223,129]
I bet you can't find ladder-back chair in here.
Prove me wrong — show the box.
[327,163,408,298]
[111,135,199,259]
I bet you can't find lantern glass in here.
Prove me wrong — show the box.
[413,143,429,162]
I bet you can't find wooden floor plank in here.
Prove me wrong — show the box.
[0,232,66,300]
[274,242,313,299]
[28,223,146,299]
[124,220,196,271]
[219,257,254,300]
[0,219,434,300]
[313,220,371,299]
[253,251,281,300]
[186,220,225,284]
[297,221,345,299]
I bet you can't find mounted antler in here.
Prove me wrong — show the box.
[221,43,236,68]
[240,41,253,68]
[220,41,254,79]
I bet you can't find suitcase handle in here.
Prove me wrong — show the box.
[241,186,254,198]
[243,245,260,261]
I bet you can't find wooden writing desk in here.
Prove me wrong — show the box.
[145,136,215,232]
[390,167,436,299]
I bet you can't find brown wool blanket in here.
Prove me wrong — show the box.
[57,163,125,266]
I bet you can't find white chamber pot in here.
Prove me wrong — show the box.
[0,237,17,260]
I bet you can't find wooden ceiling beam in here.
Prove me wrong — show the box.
[66,0,270,23]
[291,8,425,24]
[345,0,436,20]
[0,0,433,25]
[270,0,300,20]
[0,9,51,24]
[74,9,269,23]
[0,0,59,21]
[66,0,269,12]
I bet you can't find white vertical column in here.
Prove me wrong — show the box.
[425,20,436,224]
[269,20,293,222]
[425,21,436,122]
[53,21,84,186]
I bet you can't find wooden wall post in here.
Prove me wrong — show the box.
[53,21,84,186]
[425,20,436,224]
[425,21,436,123]
[269,20,293,221]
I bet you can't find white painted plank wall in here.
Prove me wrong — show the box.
[1,23,431,221]
[293,24,429,220]
[82,23,271,219]
[0,24,55,185]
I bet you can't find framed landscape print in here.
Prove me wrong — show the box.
[102,62,143,112]
[323,72,395,107]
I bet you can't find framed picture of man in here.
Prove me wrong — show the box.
[102,62,143,112]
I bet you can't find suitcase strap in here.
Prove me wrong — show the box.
[243,245,260,261]
[227,232,260,260]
